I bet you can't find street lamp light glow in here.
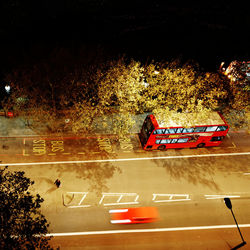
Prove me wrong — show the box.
[5,85,10,93]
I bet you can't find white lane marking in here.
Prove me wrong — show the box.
[47,224,250,237]
[62,192,91,208]
[205,195,241,199]
[99,193,139,206]
[152,194,191,203]
[2,152,250,166]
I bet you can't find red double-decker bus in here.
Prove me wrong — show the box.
[139,112,229,150]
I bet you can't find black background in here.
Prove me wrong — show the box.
[0,0,249,76]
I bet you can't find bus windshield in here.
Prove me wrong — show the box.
[140,116,155,146]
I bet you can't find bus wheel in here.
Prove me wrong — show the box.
[197,143,205,148]
[157,145,166,150]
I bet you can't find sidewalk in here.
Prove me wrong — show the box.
[0,116,38,137]
[0,113,150,137]
[0,112,248,138]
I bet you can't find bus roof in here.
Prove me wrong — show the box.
[154,112,227,128]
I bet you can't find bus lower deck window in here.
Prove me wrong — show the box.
[211,136,224,141]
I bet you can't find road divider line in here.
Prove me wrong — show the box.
[46,224,250,237]
[1,152,250,167]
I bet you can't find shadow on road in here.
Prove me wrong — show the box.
[152,154,250,191]
[45,186,58,194]
[53,151,122,195]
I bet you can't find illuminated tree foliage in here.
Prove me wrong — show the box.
[0,167,52,249]
[95,58,249,132]
[4,53,249,135]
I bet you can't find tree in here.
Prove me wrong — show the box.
[95,57,145,135]
[0,166,53,249]
[3,52,249,136]
[95,58,231,132]
[97,57,249,132]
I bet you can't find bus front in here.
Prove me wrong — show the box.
[139,115,157,150]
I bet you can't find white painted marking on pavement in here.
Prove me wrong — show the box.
[205,194,240,200]
[205,195,241,199]
[1,152,250,166]
[152,194,191,202]
[62,192,91,208]
[46,224,250,237]
[99,193,139,206]
[22,149,29,156]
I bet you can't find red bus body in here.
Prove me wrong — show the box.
[139,112,229,150]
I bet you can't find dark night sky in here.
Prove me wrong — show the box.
[0,0,249,76]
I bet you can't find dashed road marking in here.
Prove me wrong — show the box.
[152,194,191,203]
[22,149,29,156]
[63,192,91,208]
[99,193,139,206]
[61,192,246,209]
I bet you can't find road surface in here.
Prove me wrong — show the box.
[1,131,250,249]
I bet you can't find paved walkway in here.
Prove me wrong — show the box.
[0,112,248,138]
[0,113,149,137]
[0,116,38,137]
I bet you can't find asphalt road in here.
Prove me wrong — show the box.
[49,227,250,250]
[1,131,250,249]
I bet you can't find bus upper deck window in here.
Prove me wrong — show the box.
[194,127,206,132]
[217,126,228,131]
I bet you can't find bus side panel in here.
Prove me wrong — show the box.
[142,125,229,150]
[144,135,225,150]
